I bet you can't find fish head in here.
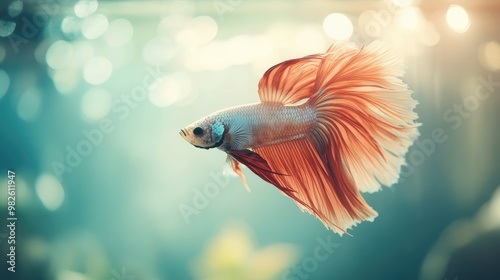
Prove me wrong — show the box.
[180,117,226,150]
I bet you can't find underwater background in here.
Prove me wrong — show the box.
[1,0,500,279]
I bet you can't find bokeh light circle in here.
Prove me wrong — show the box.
[46,40,74,69]
[17,87,42,122]
[446,5,470,33]
[8,0,23,17]
[74,0,98,18]
[104,18,134,47]
[148,72,191,107]
[82,14,108,39]
[478,41,500,71]
[0,69,10,100]
[35,174,65,211]
[61,16,82,37]
[323,13,353,41]
[176,16,218,46]
[0,20,16,37]
[142,37,177,66]
[81,88,112,120]
[397,7,420,30]
[83,56,113,85]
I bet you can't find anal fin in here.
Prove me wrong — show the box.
[254,137,377,235]
[227,149,293,195]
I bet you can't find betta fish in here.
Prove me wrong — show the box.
[180,41,419,235]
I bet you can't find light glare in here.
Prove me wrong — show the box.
[149,72,191,107]
[176,16,218,46]
[295,25,326,54]
[479,41,500,71]
[74,0,98,18]
[446,5,470,33]
[397,7,420,30]
[143,37,177,66]
[61,16,82,36]
[17,88,42,122]
[83,56,113,85]
[104,18,134,47]
[82,14,108,39]
[35,174,65,211]
[323,13,353,41]
[81,88,112,120]
[53,68,79,94]
[46,40,74,69]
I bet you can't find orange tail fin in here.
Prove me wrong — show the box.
[309,41,420,194]
[233,41,419,234]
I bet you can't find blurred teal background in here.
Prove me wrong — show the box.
[1,0,500,279]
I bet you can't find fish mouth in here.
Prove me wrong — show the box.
[180,129,187,137]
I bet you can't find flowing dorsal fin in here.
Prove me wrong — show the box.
[258,53,322,104]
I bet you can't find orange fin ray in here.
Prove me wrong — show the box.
[249,40,419,234]
[254,138,375,235]
[308,41,420,193]
[258,54,322,105]
[227,149,293,194]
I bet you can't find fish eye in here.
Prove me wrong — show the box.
[193,127,203,136]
